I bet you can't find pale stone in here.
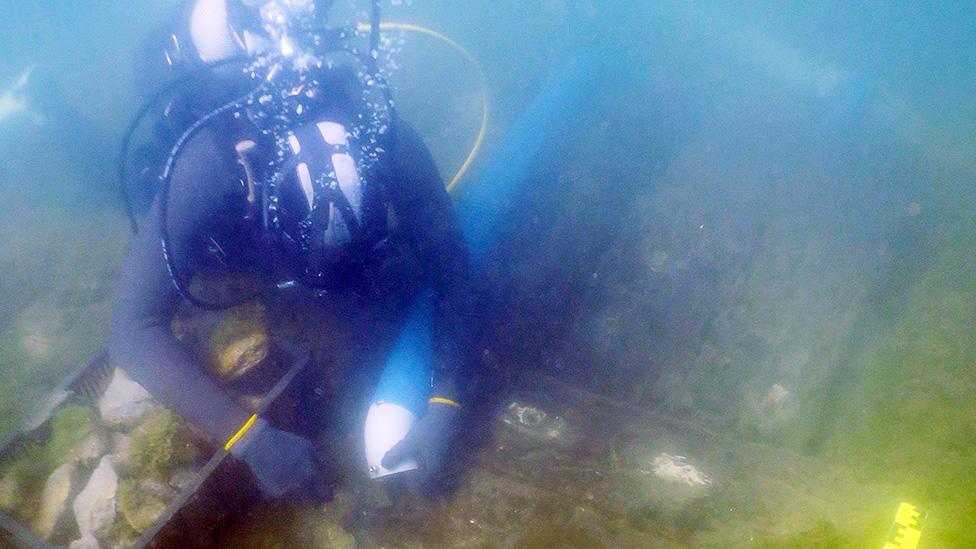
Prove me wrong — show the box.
[34,462,81,542]
[98,369,154,428]
[68,533,100,549]
[501,401,571,442]
[650,453,712,487]
[73,455,118,538]
[752,383,798,437]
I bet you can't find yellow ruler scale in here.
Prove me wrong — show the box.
[883,502,926,549]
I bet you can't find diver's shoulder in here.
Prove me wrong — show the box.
[390,116,438,165]
[394,116,425,144]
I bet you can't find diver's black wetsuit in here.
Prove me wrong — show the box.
[109,117,473,445]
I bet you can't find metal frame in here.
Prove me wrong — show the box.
[0,348,310,549]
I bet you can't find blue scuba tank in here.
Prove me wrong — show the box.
[365,51,618,478]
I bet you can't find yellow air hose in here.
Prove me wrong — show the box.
[357,22,489,193]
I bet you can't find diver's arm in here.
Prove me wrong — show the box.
[111,200,326,499]
[109,130,251,444]
[386,121,476,404]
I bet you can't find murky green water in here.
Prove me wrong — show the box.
[1,1,975,546]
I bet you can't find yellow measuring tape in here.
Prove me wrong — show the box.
[357,21,490,193]
[429,396,462,409]
[883,502,926,549]
[224,414,258,452]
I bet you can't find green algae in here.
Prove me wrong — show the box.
[0,343,64,439]
[0,405,95,521]
[820,222,976,547]
[129,410,200,480]
[0,208,127,442]
[117,478,169,533]
[47,405,97,460]
[109,514,139,549]
[755,518,849,548]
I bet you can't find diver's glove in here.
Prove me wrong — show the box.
[381,398,461,484]
[228,417,330,501]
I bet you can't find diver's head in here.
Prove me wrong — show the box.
[173,0,335,65]
[182,0,338,68]
[187,0,262,64]
[136,0,254,112]
[136,0,337,111]
[135,0,394,305]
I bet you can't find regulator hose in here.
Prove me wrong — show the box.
[358,21,489,192]
[157,82,271,311]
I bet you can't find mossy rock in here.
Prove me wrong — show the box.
[129,411,201,480]
[47,405,96,459]
[118,478,174,533]
[0,405,95,520]
[206,302,270,381]
[0,472,24,514]
[110,511,140,548]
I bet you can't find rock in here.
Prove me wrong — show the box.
[34,462,81,542]
[168,468,196,492]
[98,369,154,428]
[130,410,201,479]
[68,533,100,549]
[751,383,798,438]
[309,521,356,549]
[763,384,790,407]
[47,405,97,458]
[215,333,269,380]
[650,453,712,487]
[206,302,269,381]
[16,301,68,364]
[118,478,174,533]
[111,433,133,467]
[0,475,18,511]
[73,455,118,538]
[500,401,571,443]
[71,432,106,466]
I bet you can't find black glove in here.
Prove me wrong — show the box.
[381,401,460,484]
[230,418,330,501]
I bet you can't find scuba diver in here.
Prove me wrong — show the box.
[110,0,476,500]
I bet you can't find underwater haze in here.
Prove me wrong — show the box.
[1,0,975,547]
